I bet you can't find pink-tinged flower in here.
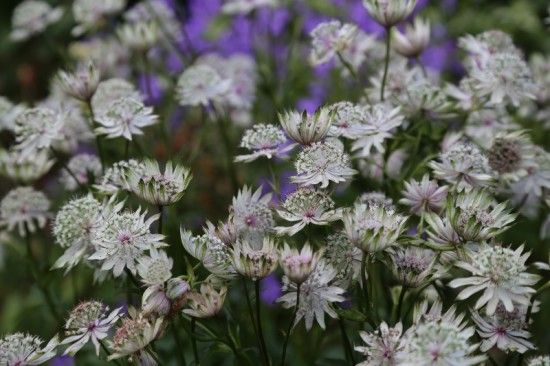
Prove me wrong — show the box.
[400,174,448,215]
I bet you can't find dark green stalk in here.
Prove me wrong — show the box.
[336,51,359,81]
[280,284,300,366]
[255,280,270,366]
[49,148,87,190]
[338,319,355,365]
[380,26,392,101]
[85,101,105,171]
[392,285,407,323]
[157,205,164,235]
[215,113,239,192]
[191,318,200,365]
[171,320,187,366]
[99,339,122,366]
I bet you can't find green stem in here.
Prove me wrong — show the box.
[380,26,392,102]
[215,113,239,192]
[336,51,359,81]
[392,286,407,323]
[85,101,106,171]
[338,319,355,365]
[157,205,164,235]
[49,148,87,190]
[255,280,270,366]
[171,320,187,366]
[280,283,300,366]
[360,252,369,317]
[191,318,200,365]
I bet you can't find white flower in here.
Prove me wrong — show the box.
[235,124,294,163]
[166,277,190,300]
[449,244,540,315]
[352,104,404,156]
[95,159,146,195]
[0,187,50,237]
[279,242,323,285]
[141,284,171,316]
[309,21,359,66]
[10,0,63,42]
[72,0,126,36]
[423,213,462,252]
[362,0,417,27]
[137,248,173,286]
[126,159,192,206]
[62,301,122,356]
[183,283,228,318]
[390,247,437,288]
[292,140,356,188]
[231,236,278,280]
[275,188,341,236]
[56,62,100,102]
[323,232,362,288]
[95,97,158,140]
[279,108,333,146]
[464,107,515,149]
[487,130,536,182]
[277,260,345,330]
[0,148,54,183]
[471,305,535,353]
[180,229,236,278]
[327,102,368,139]
[0,333,58,365]
[357,191,396,210]
[89,206,166,277]
[528,356,550,366]
[354,322,404,366]
[399,174,448,215]
[176,64,231,107]
[221,0,279,15]
[117,21,160,52]
[13,107,63,158]
[60,154,103,191]
[0,96,25,132]
[230,186,274,236]
[392,18,430,58]
[91,78,142,117]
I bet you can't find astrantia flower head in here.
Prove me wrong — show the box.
[126,159,192,206]
[231,236,278,280]
[275,188,341,236]
[95,159,146,195]
[0,148,54,183]
[429,142,493,192]
[141,284,171,316]
[0,97,25,132]
[424,213,462,254]
[176,64,231,107]
[52,194,104,273]
[352,103,404,156]
[230,186,274,237]
[180,229,236,278]
[487,130,535,182]
[464,107,514,149]
[357,191,396,210]
[279,108,333,146]
[327,101,368,139]
[392,18,430,58]
[95,97,158,140]
[91,78,141,117]
[354,322,404,366]
[342,202,408,253]
[0,187,50,237]
[62,301,122,356]
[14,107,63,158]
[471,304,534,353]
[0,332,58,365]
[362,0,417,27]
[292,140,356,188]
[222,0,279,15]
[323,232,362,288]
[183,283,228,318]
[235,124,294,163]
[56,61,100,102]
[166,277,190,301]
[72,0,126,36]
[89,206,166,277]
[449,244,539,315]
[390,247,436,288]
[117,21,160,52]
[309,21,358,66]
[279,243,323,285]
[399,174,448,215]
[278,260,345,330]
[446,189,516,242]
[137,248,173,286]
[10,0,63,42]
[60,153,102,191]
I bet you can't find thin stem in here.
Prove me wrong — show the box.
[49,148,87,190]
[416,56,428,77]
[214,112,239,192]
[147,347,162,364]
[191,318,200,365]
[361,252,369,317]
[99,340,122,366]
[338,319,355,365]
[280,283,300,366]
[380,26,392,101]
[392,286,407,323]
[124,139,130,160]
[85,101,106,171]
[157,205,164,235]
[255,280,270,366]
[171,320,187,366]
[336,51,359,81]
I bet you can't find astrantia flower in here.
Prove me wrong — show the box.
[141,284,171,316]
[0,96,25,132]
[471,304,534,353]
[95,97,158,140]
[166,277,190,301]
[176,64,231,107]
[429,142,493,192]
[72,0,126,36]
[126,159,192,206]
[0,333,58,365]
[446,189,515,242]
[327,101,367,139]
[309,21,358,66]
[528,356,550,366]
[62,301,122,356]
[362,0,417,27]
[60,154,103,191]
[91,78,142,117]
[292,140,356,188]
[117,21,159,52]
[183,283,228,318]
[137,248,173,286]
[109,310,163,363]
[399,174,448,215]
[0,187,50,237]
[235,124,294,163]
[356,191,396,210]
[487,130,535,182]
[10,0,63,42]
[275,188,341,236]
[352,104,404,156]
[279,108,333,146]
[424,213,462,252]
[394,79,453,119]
[52,194,104,273]
[342,203,408,253]
[459,30,518,62]
[231,236,278,280]
[278,260,345,330]
[0,148,54,183]
[14,107,63,158]
[392,18,430,58]
[230,186,274,237]
[390,247,437,288]
[279,243,323,285]
[323,232,362,288]
[89,207,166,277]
[464,107,514,149]
[180,229,236,278]
[95,159,146,195]
[354,322,404,366]
[449,244,539,315]
[56,62,100,102]
[221,0,279,14]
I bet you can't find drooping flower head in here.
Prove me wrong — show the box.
[362,0,417,28]
[0,187,50,237]
[392,18,430,58]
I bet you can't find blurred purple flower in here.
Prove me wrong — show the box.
[49,356,74,366]
[261,273,282,306]
[139,74,163,105]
